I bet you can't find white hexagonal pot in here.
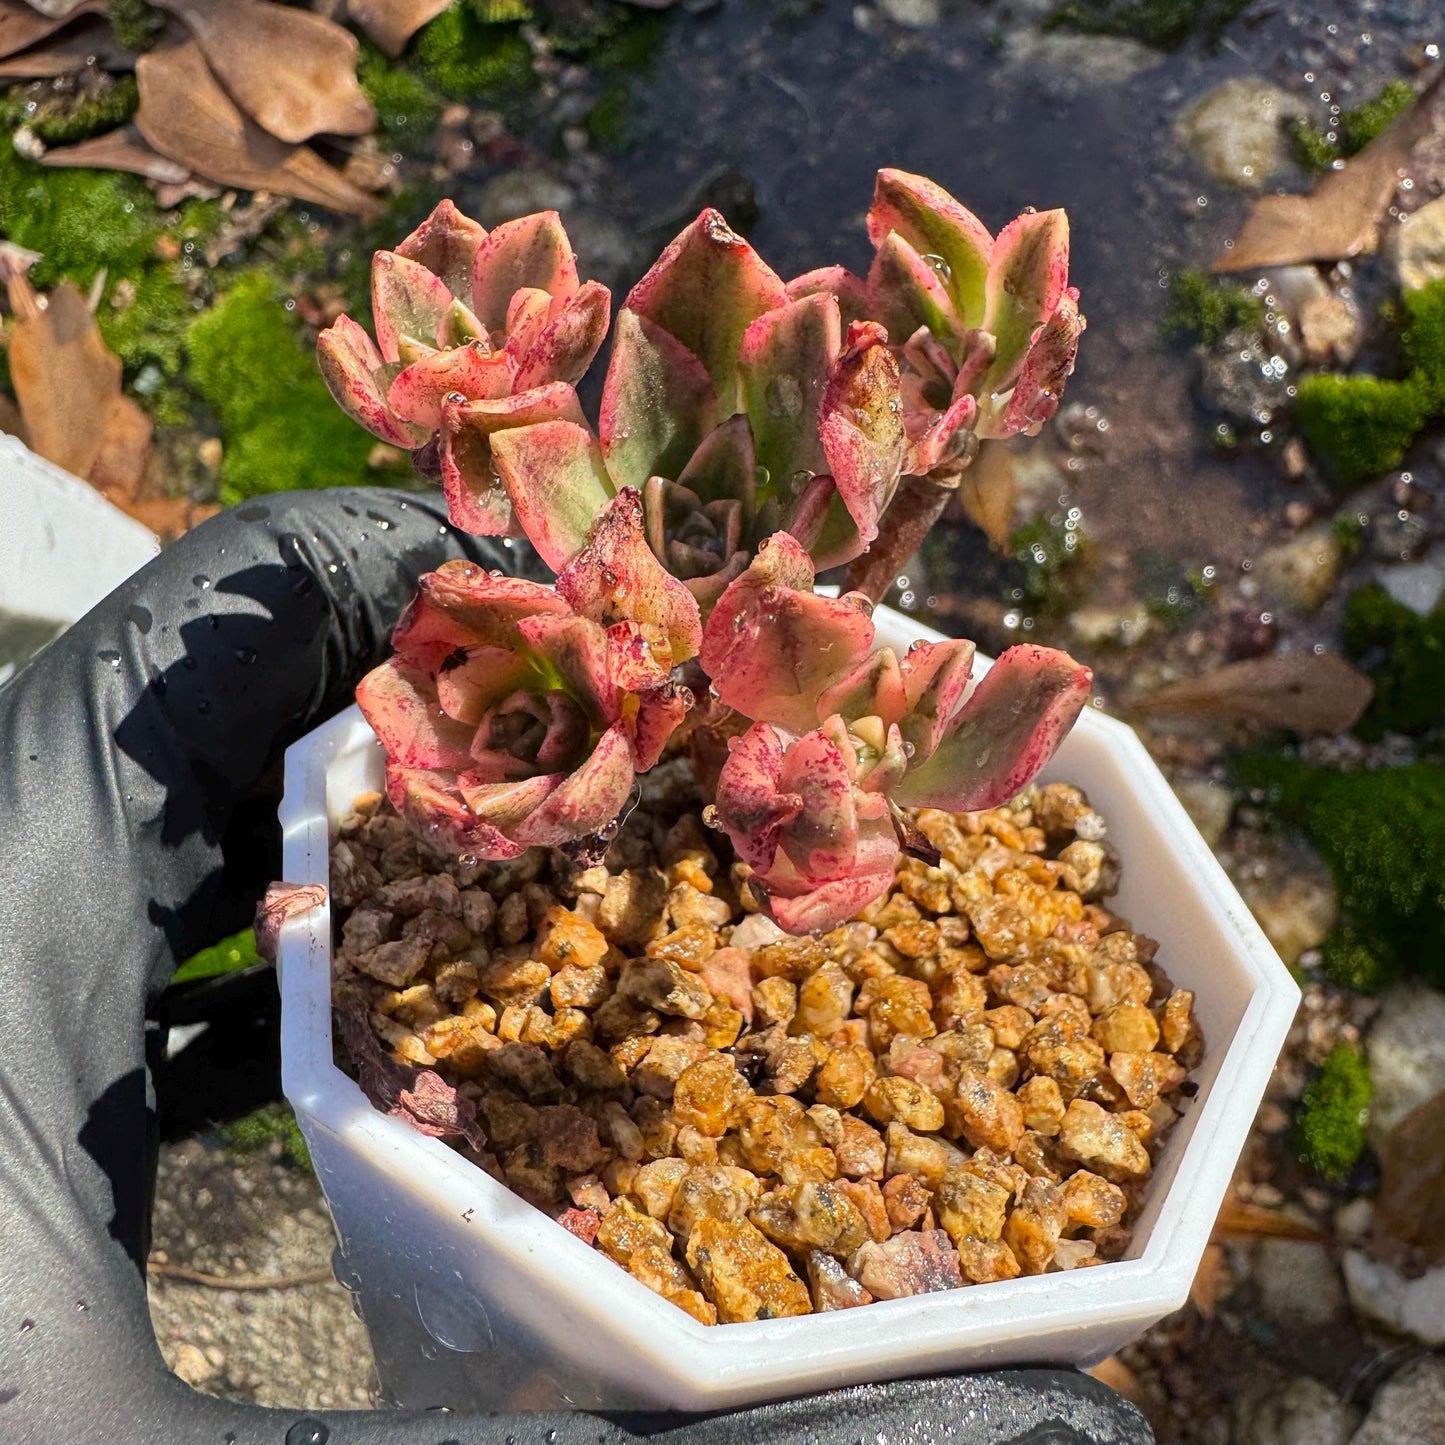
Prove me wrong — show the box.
[277,606,1298,1415]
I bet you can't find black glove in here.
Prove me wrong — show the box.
[0,488,1152,1445]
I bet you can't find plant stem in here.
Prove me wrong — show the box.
[845,473,956,602]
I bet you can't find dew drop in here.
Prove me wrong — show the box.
[98,649,121,671]
[234,646,258,666]
[126,604,153,634]
[920,252,951,282]
[192,574,211,591]
[18,1318,35,1333]
[284,1420,330,1445]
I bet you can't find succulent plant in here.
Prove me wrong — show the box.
[327,172,1092,934]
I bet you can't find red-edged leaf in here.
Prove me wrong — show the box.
[357,659,475,771]
[387,342,515,429]
[373,250,453,364]
[317,313,428,447]
[979,287,1084,441]
[471,211,578,334]
[981,209,1071,398]
[817,648,908,726]
[511,722,636,846]
[390,765,529,860]
[395,564,571,654]
[434,645,535,724]
[489,419,615,571]
[513,279,610,391]
[631,679,692,770]
[515,613,617,721]
[866,231,958,352]
[897,638,977,763]
[396,197,487,298]
[787,265,871,326]
[766,871,896,937]
[713,722,798,872]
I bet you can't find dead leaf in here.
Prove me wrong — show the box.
[1139,652,1374,734]
[345,0,452,59]
[154,0,374,144]
[1214,70,1445,271]
[42,124,190,183]
[252,880,329,964]
[0,0,104,62]
[1372,1088,1445,1272]
[1189,1242,1230,1317]
[0,16,132,77]
[958,440,1016,548]
[1213,1195,1323,1243]
[134,31,383,218]
[88,393,153,497]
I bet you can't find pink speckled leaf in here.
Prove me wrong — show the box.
[766,871,895,936]
[396,198,487,300]
[897,638,977,763]
[387,341,515,430]
[868,169,993,328]
[624,208,787,413]
[817,321,905,550]
[894,645,1091,812]
[774,720,861,880]
[454,770,564,835]
[372,250,454,364]
[433,645,534,724]
[905,391,977,477]
[395,565,571,654]
[516,613,617,721]
[471,211,578,334]
[816,647,907,726]
[599,307,716,491]
[511,722,636,846]
[739,291,840,502]
[316,314,428,448]
[513,279,610,391]
[981,209,1070,398]
[786,265,871,326]
[631,679,692,770]
[713,722,799,873]
[253,881,328,966]
[979,286,1085,441]
[489,419,615,570]
[866,231,957,353]
[357,658,476,771]
[385,764,530,859]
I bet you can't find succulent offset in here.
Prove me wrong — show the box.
[322,172,1093,934]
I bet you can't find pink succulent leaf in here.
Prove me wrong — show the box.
[317,314,429,448]
[433,645,535,724]
[599,308,716,492]
[642,472,748,602]
[470,210,579,334]
[786,265,871,326]
[980,209,1070,398]
[438,382,586,537]
[356,659,476,772]
[816,647,907,726]
[893,645,1091,812]
[631,679,692,770]
[489,419,615,571]
[712,722,799,873]
[738,292,841,500]
[867,169,993,329]
[774,720,862,880]
[680,552,750,612]
[456,770,565,829]
[439,297,487,349]
[385,764,530,860]
[510,721,636,847]
[623,207,788,414]
[387,342,517,430]
[765,872,896,935]
[978,287,1085,442]
[372,250,455,364]
[817,321,905,549]
[515,612,618,723]
[700,544,876,736]
[504,286,553,360]
[606,621,671,691]
[469,689,591,777]
[555,487,704,669]
[396,564,571,653]
[396,198,488,300]
[866,231,958,355]
[780,476,867,572]
[674,413,756,510]
[854,720,910,795]
[897,638,977,763]
[514,279,611,391]
[904,392,977,478]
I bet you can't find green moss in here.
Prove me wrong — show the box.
[1042,0,1248,50]
[1163,269,1264,347]
[470,0,534,21]
[1293,373,1431,490]
[586,78,633,150]
[1339,78,1415,155]
[1293,1043,1371,1182]
[0,74,139,147]
[358,42,445,156]
[1237,756,1445,990]
[186,272,376,503]
[173,927,260,985]
[107,0,163,52]
[220,1100,312,1172]
[1342,583,1445,740]
[98,266,194,378]
[413,7,535,103]
[1288,116,1338,174]
[1009,509,1089,614]
[1400,277,1445,409]
[1320,927,1394,993]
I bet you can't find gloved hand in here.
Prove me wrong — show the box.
[0,488,1152,1445]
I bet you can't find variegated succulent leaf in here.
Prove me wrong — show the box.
[316,314,429,449]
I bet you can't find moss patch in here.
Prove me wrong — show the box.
[186,273,377,503]
[1042,0,1248,50]
[1293,1042,1371,1182]
[107,0,163,52]
[1162,269,1264,347]
[0,74,138,147]
[220,1100,312,1172]
[1291,79,1417,173]
[1009,509,1089,614]
[1237,756,1445,991]
[358,42,445,156]
[413,6,535,103]
[1343,583,1445,741]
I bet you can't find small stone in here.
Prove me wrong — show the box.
[1343,1251,1445,1346]
[1062,1169,1126,1228]
[170,1342,215,1387]
[1350,1357,1445,1445]
[1384,194,1445,291]
[807,1249,873,1311]
[1253,1239,1347,1329]
[749,1180,870,1256]
[1365,983,1445,1147]
[1174,78,1303,191]
[863,1075,945,1132]
[1001,1177,1067,1274]
[672,1054,750,1137]
[934,1166,1010,1245]
[849,1228,962,1299]
[1172,780,1235,850]
[1058,1100,1149,1179]
[197,437,223,473]
[878,0,938,25]
[1233,1373,1359,1445]
[1253,525,1343,613]
[1298,294,1359,367]
[618,957,713,1020]
[685,1217,812,1322]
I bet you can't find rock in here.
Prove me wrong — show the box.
[1348,1356,1445,1444]
[1069,604,1155,649]
[1233,1373,1359,1445]
[1254,525,1344,613]
[1299,294,1360,366]
[1239,859,1337,968]
[476,169,576,229]
[1003,31,1162,89]
[1342,1251,1445,1346]
[1199,330,1292,427]
[1175,79,1305,192]
[170,1341,217,1387]
[1366,984,1445,1147]
[1334,1197,1374,1243]
[1384,194,1445,291]
[878,0,939,26]
[1252,1239,1348,1328]
[1173,780,1235,850]
[1376,554,1445,616]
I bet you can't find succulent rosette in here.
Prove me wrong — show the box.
[316,199,610,534]
[358,494,700,861]
[701,535,1092,932]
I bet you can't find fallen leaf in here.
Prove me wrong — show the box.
[154,0,375,145]
[0,17,132,77]
[88,393,154,497]
[42,124,190,183]
[252,881,329,964]
[1372,1088,1445,1272]
[135,30,383,218]
[1213,1195,1323,1243]
[345,0,452,59]
[1189,1242,1229,1317]
[1139,652,1374,734]
[0,0,105,63]
[958,439,1016,548]
[1213,70,1445,271]
[1087,1356,1148,1411]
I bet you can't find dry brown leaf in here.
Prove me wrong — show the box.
[1139,651,1374,734]
[345,0,452,59]
[155,0,375,144]
[1188,1241,1229,1317]
[135,31,383,219]
[1213,70,1445,272]
[1087,1356,1147,1408]
[42,124,189,183]
[0,16,131,77]
[958,440,1016,548]
[88,394,153,497]
[0,0,103,60]
[1372,1088,1445,1272]
[1213,1195,1323,1243]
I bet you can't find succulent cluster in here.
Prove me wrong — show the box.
[321,170,1092,935]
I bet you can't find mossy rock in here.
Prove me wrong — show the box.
[1293,1042,1371,1183]
[1342,583,1445,741]
[1293,373,1431,492]
[1289,78,1416,174]
[220,1100,312,1172]
[1162,269,1264,347]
